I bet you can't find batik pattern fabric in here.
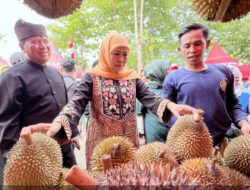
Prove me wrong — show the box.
[86,74,138,169]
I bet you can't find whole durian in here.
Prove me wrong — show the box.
[180,158,231,188]
[224,135,250,176]
[4,132,62,187]
[90,136,136,174]
[166,110,213,163]
[97,162,198,189]
[136,142,178,170]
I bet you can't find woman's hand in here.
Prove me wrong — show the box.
[167,101,197,118]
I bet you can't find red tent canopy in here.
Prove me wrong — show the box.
[0,56,9,66]
[205,41,239,66]
[205,41,250,81]
[48,38,63,72]
[237,64,250,81]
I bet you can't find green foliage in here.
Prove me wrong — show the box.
[47,0,249,70]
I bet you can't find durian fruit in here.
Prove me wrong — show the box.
[135,142,178,170]
[57,168,79,190]
[180,158,231,188]
[97,162,198,189]
[193,0,220,21]
[23,0,83,19]
[166,109,213,163]
[4,132,62,188]
[192,0,250,22]
[90,136,136,174]
[224,135,250,176]
[222,167,250,188]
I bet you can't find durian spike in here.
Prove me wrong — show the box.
[101,154,112,172]
[214,146,220,157]
[219,138,228,157]
[193,109,204,122]
[160,163,170,181]
[215,0,232,21]
[22,130,33,145]
[204,158,219,176]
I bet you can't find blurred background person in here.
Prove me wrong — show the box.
[229,65,249,114]
[60,58,77,100]
[9,52,26,65]
[136,59,173,144]
[60,58,81,150]
[226,65,250,141]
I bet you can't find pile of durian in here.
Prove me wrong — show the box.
[3,110,250,189]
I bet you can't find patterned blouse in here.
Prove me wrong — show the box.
[58,73,171,169]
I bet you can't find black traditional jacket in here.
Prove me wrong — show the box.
[0,60,71,160]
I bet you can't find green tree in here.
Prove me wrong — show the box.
[47,0,249,70]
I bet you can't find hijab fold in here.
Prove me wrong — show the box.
[144,59,171,88]
[87,33,139,80]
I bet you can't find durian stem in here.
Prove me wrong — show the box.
[101,154,112,172]
[219,138,228,157]
[22,131,33,145]
[112,143,121,158]
[214,146,219,157]
[159,149,167,158]
[193,109,204,122]
[215,0,232,21]
[205,158,219,176]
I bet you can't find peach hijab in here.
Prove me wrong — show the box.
[87,33,139,80]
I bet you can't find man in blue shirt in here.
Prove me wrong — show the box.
[163,23,250,146]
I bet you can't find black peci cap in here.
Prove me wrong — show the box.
[14,19,47,41]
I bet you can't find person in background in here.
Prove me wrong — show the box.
[9,52,26,65]
[163,23,250,147]
[20,33,197,169]
[229,66,250,113]
[0,19,77,168]
[136,59,173,144]
[60,58,81,150]
[60,58,77,100]
[226,65,250,140]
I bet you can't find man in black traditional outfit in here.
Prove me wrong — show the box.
[0,19,78,168]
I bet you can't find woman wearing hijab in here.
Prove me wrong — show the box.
[136,60,173,143]
[20,33,196,169]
